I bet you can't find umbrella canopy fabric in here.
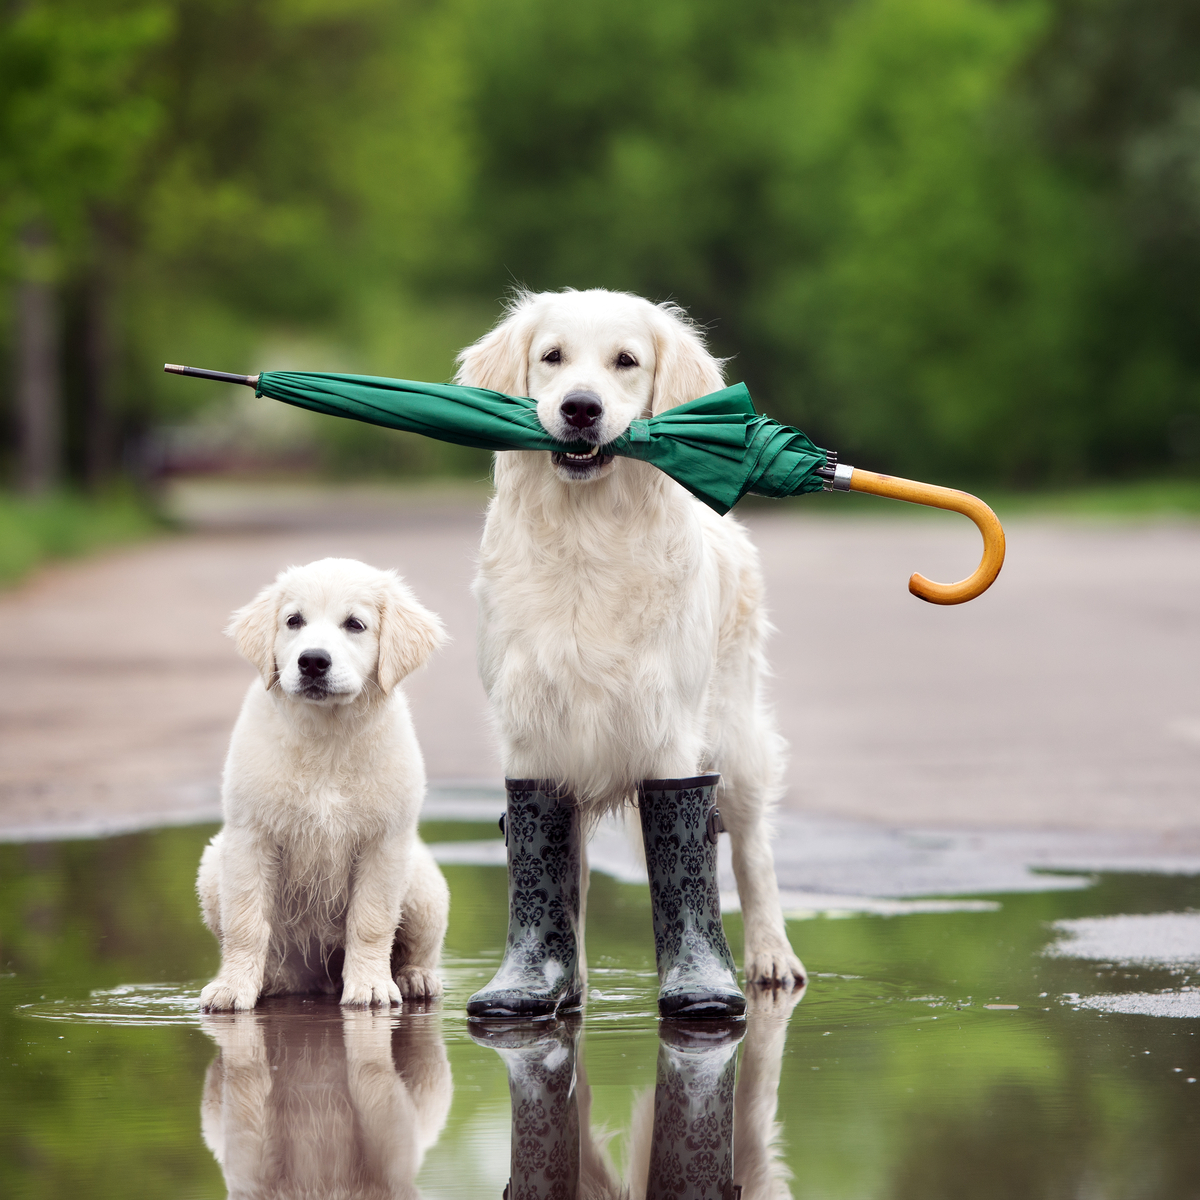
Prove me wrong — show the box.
[255,371,828,515]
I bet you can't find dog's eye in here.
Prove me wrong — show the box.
[542,348,562,364]
[286,613,304,630]
[615,352,638,368]
[343,617,366,632]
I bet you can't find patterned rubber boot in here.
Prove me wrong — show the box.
[639,774,747,1020]
[468,1018,581,1200]
[646,1020,744,1200]
[466,781,583,1020]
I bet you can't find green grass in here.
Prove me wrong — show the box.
[983,479,1200,519]
[758,477,1200,520]
[0,488,165,586]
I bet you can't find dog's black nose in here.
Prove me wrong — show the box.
[297,649,332,677]
[560,391,602,430]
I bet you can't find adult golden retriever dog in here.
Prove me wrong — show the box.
[197,558,449,1011]
[460,288,804,1021]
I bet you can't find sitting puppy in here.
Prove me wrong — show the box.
[197,557,449,1011]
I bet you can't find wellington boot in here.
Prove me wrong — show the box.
[466,780,583,1020]
[639,774,747,1020]
[646,1020,743,1200]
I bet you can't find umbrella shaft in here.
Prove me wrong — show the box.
[163,364,259,387]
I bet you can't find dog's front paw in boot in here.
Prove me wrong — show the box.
[640,775,746,1020]
[466,781,584,1020]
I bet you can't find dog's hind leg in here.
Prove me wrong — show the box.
[197,833,223,939]
[715,724,806,990]
[393,840,449,1001]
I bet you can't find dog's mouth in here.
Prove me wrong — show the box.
[551,443,615,479]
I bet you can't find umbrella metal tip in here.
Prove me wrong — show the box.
[163,363,187,374]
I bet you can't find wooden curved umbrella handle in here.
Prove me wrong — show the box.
[845,467,1005,604]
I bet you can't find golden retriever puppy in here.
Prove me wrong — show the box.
[197,558,449,1011]
[459,288,805,1004]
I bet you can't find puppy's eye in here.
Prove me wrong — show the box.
[286,613,304,630]
[542,348,562,364]
[343,617,366,632]
[615,352,638,368]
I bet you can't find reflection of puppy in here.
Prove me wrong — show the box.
[200,1006,452,1199]
[197,558,449,1011]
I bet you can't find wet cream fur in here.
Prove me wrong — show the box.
[200,1008,452,1199]
[197,557,449,1011]
[458,287,805,988]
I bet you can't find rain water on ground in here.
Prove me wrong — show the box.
[2,818,1199,1198]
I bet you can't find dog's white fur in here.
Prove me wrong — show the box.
[200,1007,452,1199]
[197,557,450,1011]
[458,287,805,987]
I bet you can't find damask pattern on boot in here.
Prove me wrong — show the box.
[639,775,746,1019]
[466,782,583,1019]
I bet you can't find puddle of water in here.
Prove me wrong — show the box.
[2,825,1200,1198]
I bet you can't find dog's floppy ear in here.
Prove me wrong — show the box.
[455,293,537,396]
[376,574,447,694]
[226,583,280,688]
[650,302,727,415]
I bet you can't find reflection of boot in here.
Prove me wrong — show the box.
[470,1017,581,1200]
[468,781,583,1020]
[646,1020,743,1200]
[639,775,746,1019]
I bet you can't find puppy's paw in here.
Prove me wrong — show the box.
[199,977,260,1012]
[744,946,807,991]
[340,974,402,1008]
[395,966,443,1002]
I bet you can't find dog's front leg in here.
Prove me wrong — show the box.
[200,826,275,1011]
[342,835,404,1007]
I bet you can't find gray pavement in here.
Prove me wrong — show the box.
[2,481,1199,888]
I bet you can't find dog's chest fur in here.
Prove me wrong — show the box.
[475,457,732,798]
[224,687,421,952]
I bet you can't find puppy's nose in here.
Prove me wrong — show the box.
[560,391,602,430]
[297,649,332,678]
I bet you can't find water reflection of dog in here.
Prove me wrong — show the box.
[200,1002,452,1199]
[472,985,800,1199]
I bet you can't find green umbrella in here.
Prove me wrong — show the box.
[164,364,1004,604]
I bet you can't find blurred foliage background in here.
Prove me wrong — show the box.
[2,0,1200,501]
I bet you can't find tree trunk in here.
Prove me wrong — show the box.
[81,265,113,490]
[15,224,61,496]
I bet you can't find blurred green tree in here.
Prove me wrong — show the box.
[3,0,1200,490]
[0,0,167,491]
[453,0,1200,484]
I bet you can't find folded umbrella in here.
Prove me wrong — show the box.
[164,364,1004,604]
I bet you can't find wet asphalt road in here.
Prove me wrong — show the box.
[1,481,1198,849]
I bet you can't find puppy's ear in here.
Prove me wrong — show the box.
[376,575,447,694]
[650,303,727,415]
[455,293,537,396]
[226,584,280,688]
